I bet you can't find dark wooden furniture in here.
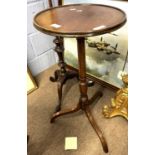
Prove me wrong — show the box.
[34,3,126,153]
[47,0,79,112]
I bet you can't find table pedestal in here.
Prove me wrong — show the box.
[51,37,108,153]
[34,3,126,154]
[50,36,78,112]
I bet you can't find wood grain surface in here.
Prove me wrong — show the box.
[34,4,126,37]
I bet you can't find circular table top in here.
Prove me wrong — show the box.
[33,4,126,38]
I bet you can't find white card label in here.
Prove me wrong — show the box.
[65,137,77,150]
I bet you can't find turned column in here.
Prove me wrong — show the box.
[77,38,88,108]
[77,38,108,153]
[54,36,66,75]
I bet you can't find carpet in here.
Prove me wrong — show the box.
[27,65,128,155]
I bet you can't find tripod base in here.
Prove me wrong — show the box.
[50,69,78,112]
[50,91,108,153]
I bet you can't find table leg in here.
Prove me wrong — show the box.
[50,36,78,112]
[85,105,108,153]
[50,103,81,123]
[77,37,108,153]
[50,37,108,153]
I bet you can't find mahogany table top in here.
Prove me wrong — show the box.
[34,4,126,38]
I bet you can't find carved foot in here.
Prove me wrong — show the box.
[50,70,59,82]
[50,104,81,123]
[50,69,78,83]
[84,105,108,153]
[54,78,65,113]
[55,105,61,113]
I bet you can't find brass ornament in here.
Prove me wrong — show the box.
[103,74,128,120]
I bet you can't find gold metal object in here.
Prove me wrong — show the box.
[103,74,128,120]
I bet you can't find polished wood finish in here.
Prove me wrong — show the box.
[34,4,126,38]
[48,0,78,113]
[50,36,78,112]
[50,38,108,153]
[77,38,108,152]
[34,4,126,153]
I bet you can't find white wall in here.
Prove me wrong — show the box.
[27,0,57,76]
